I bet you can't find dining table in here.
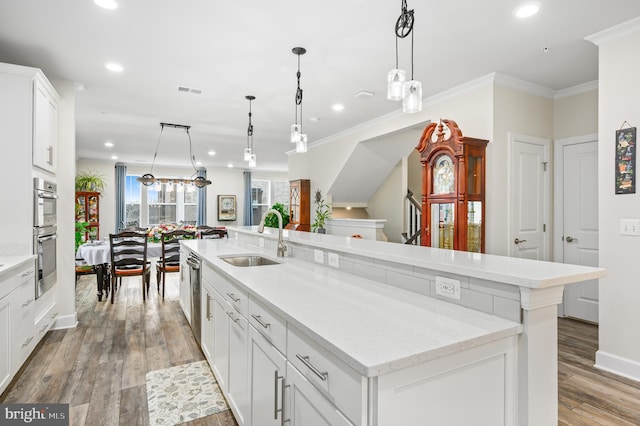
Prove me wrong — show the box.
[76,240,163,301]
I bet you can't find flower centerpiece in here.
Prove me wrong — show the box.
[146,223,196,242]
[312,189,331,233]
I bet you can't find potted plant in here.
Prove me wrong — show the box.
[75,221,89,251]
[75,171,106,192]
[312,189,331,233]
[263,203,290,228]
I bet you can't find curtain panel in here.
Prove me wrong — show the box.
[115,163,126,232]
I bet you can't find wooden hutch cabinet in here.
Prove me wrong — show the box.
[416,119,488,252]
[285,179,310,232]
[76,191,100,241]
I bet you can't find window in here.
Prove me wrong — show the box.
[125,175,198,227]
[251,178,289,224]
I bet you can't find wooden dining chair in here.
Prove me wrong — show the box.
[156,229,195,299]
[109,230,150,304]
[197,225,228,239]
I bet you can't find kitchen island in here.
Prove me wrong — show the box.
[182,226,605,426]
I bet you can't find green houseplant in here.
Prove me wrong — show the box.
[312,190,331,233]
[75,171,106,192]
[75,221,89,251]
[263,203,290,228]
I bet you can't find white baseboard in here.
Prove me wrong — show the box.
[52,312,78,330]
[595,350,640,382]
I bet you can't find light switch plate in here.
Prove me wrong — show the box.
[328,252,339,268]
[435,276,461,300]
[314,249,324,264]
[620,219,640,236]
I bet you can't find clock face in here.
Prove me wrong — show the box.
[433,154,455,194]
[222,198,233,210]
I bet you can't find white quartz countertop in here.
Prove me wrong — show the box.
[229,226,606,289]
[183,238,522,377]
[0,255,35,278]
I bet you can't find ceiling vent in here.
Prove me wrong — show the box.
[355,90,374,99]
[177,86,203,95]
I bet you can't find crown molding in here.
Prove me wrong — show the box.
[554,80,598,99]
[585,16,640,46]
[492,72,556,99]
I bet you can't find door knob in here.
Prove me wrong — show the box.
[514,238,527,244]
[565,236,578,243]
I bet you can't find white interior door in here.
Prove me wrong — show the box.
[558,138,599,323]
[509,133,550,260]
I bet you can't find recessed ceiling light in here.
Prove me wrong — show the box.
[94,0,119,9]
[332,104,344,112]
[196,161,202,166]
[227,163,234,168]
[105,62,123,72]
[309,117,320,122]
[104,141,114,148]
[111,155,118,160]
[514,2,540,18]
[208,150,216,156]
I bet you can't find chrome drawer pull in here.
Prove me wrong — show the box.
[251,314,270,329]
[22,336,34,347]
[22,298,34,308]
[39,324,49,333]
[227,311,240,323]
[226,292,241,303]
[206,294,212,320]
[22,270,34,278]
[296,353,328,381]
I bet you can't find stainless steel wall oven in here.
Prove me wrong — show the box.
[33,178,57,298]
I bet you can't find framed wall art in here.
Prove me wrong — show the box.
[218,195,237,221]
[615,127,636,194]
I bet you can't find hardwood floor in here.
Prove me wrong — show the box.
[1,273,237,426]
[2,273,639,425]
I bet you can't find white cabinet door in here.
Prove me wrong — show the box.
[228,311,249,425]
[287,363,354,426]
[32,76,58,173]
[179,255,191,322]
[11,277,35,373]
[212,292,230,390]
[0,294,11,395]
[249,326,286,426]
[201,280,215,363]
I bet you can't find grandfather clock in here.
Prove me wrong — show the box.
[416,119,488,252]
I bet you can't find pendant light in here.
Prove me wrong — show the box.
[387,0,422,113]
[291,47,308,153]
[136,122,212,188]
[244,95,257,168]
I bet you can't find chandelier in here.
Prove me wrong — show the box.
[387,0,422,113]
[243,95,257,168]
[136,122,212,188]
[290,47,308,153]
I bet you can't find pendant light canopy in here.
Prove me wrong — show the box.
[136,122,211,188]
[244,95,257,168]
[291,47,308,153]
[387,0,422,113]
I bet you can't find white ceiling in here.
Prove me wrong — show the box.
[1,0,639,173]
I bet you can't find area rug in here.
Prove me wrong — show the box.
[146,360,229,425]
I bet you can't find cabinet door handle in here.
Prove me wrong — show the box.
[206,294,212,320]
[47,145,53,166]
[274,370,283,420]
[251,314,270,329]
[22,298,34,308]
[226,292,240,303]
[295,353,328,381]
[22,336,34,348]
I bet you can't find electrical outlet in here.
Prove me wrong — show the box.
[259,237,264,247]
[435,276,461,300]
[314,249,324,264]
[328,252,339,268]
[620,219,640,236]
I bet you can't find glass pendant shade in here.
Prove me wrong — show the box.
[291,124,301,143]
[402,80,422,113]
[387,69,406,101]
[243,147,252,161]
[249,153,257,168]
[296,134,308,153]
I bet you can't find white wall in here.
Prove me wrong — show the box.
[554,89,598,139]
[52,78,77,329]
[591,21,640,381]
[366,160,403,243]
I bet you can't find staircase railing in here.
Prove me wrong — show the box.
[403,189,422,245]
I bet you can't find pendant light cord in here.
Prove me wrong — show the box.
[149,123,165,175]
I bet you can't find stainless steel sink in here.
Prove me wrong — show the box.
[219,254,280,267]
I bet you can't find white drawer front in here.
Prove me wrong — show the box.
[249,297,286,354]
[224,280,248,318]
[287,327,366,425]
